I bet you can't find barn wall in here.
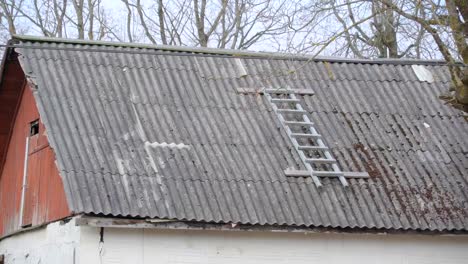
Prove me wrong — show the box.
[0,80,70,237]
[0,54,24,176]
[78,226,468,264]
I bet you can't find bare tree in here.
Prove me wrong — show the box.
[301,0,430,59]
[217,0,294,50]
[0,0,22,35]
[287,0,466,107]
[0,0,117,40]
[118,0,298,49]
[193,0,227,47]
[379,0,467,106]
[11,0,67,37]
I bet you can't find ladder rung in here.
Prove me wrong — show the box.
[284,121,314,126]
[277,109,307,114]
[270,98,300,103]
[291,133,321,138]
[264,89,296,94]
[305,158,336,164]
[298,145,329,151]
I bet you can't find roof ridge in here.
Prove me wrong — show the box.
[11,34,457,66]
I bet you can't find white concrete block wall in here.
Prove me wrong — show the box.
[0,219,79,264]
[80,226,468,264]
[2,219,468,264]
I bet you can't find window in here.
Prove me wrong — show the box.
[30,119,39,136]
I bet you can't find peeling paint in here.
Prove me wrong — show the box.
[112,150,131,203]
[113,151,126,176]
[157,157,166,169]
[0,220,80,264]
[144,145,159,174]
[131,104,147,142]
[122,133,130,141]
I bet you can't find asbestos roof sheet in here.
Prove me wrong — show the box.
[11,36,468,232]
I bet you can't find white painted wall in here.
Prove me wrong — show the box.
[2,219,468,264]
[0,219,79,264]
[80,226,468,264]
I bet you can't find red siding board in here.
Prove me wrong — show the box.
[36,148,48,225]
[21,149,37,227]
[0,57,71,237]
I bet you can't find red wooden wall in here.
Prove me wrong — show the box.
[0,53,23,173]
[0,55,71,237]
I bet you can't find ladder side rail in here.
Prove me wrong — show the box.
[289,93,349,187]
[264,92,323,187]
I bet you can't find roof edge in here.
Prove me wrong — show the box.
[76,215,468,236]
[0,39,18,86]
[10,34,457,66]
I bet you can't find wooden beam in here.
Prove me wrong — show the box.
[72,215,343,234]
[236,87,315,95]
[284,169,370,178]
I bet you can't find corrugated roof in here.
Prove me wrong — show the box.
[11,35,468,232]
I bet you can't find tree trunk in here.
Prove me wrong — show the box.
[459,69,468,104]
[73,0,85,39]
[447,0,468,104]
[158,0,167,45]
[372,1,398,58]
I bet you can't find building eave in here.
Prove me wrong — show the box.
[75,215,468,236]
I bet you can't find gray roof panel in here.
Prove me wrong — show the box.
[12,37,468,232]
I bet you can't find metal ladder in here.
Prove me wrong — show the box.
[264,88,348,187]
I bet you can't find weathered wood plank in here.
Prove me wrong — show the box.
[236,87,315,95]
[284,169,370,178]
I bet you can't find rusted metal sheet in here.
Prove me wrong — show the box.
[0,79,70,237]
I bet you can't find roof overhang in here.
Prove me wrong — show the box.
[75,215,468,236]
